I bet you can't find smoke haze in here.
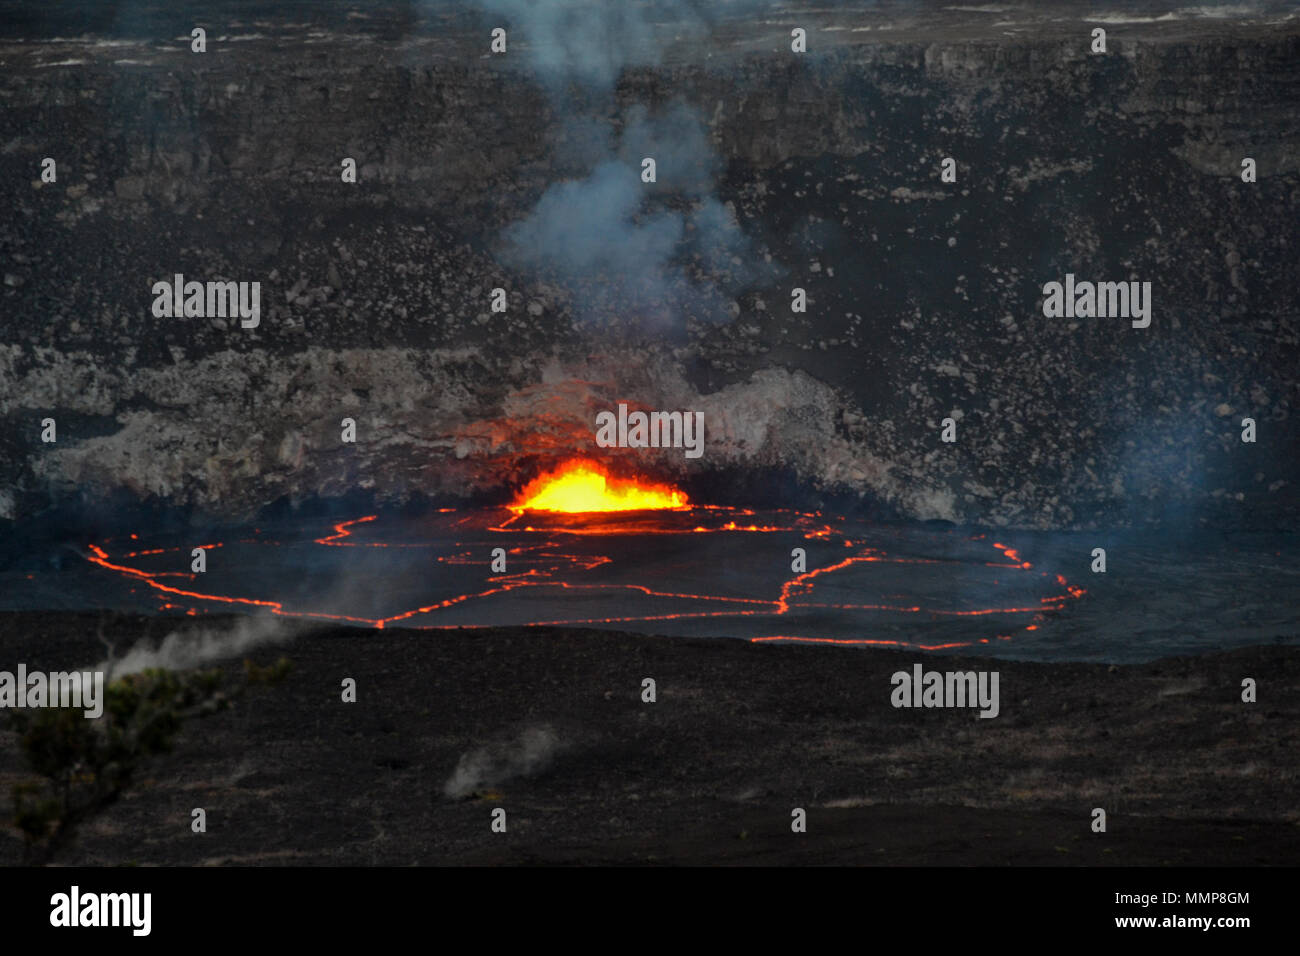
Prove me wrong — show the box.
[443,724,563,798]
[99,615,291,678]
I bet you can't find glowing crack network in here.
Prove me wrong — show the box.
[82,502,1086,650]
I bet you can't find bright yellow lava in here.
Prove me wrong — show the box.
[511,461,688,513]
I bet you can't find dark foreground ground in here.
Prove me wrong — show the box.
[0,611,1296,866]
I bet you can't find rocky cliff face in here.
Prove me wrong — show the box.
[1,2,1297,536]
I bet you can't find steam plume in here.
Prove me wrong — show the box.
[443,724,563,798]
[99,615,291,679]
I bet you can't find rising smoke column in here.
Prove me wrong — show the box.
[467,0,717,89]
[465,0,774,333]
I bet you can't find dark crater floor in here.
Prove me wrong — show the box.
[0,612,1295,865]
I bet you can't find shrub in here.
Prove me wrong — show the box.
[7,666,228,865]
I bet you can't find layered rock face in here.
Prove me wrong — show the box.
[1,2,1297,534]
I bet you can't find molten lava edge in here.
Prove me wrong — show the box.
[82,504,1087,650]
[510,459,688,513]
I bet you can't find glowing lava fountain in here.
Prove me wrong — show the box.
[510,459,689,513]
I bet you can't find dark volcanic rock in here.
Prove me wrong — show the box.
[0,612,1295,865]
[0,2,1297,531]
